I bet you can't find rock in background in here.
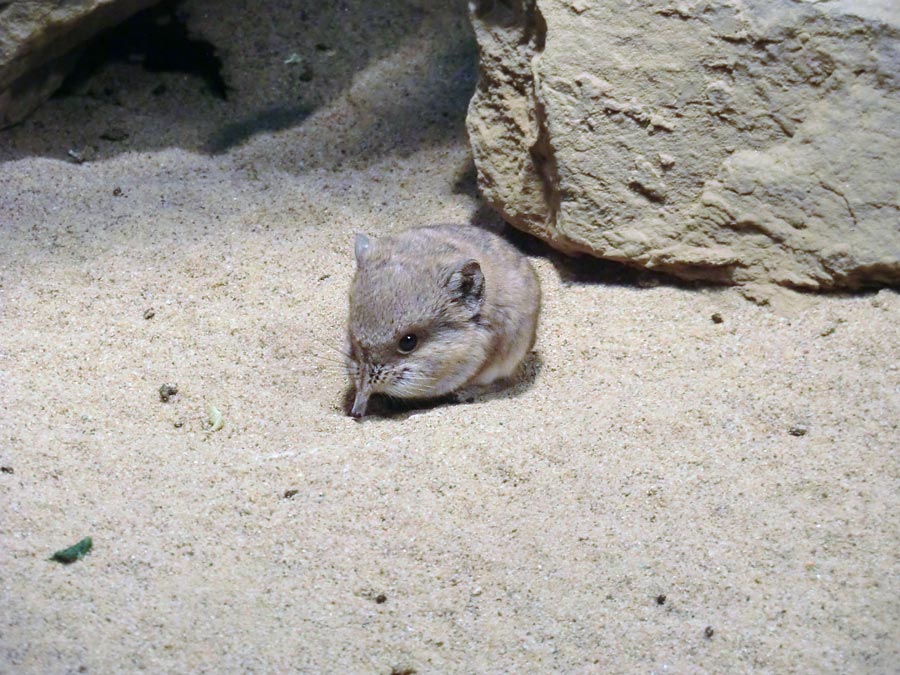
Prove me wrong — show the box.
[0,0,159,128]
[467,0,900,296]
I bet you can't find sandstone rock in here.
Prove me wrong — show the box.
[467,0,900,293]
[0,0,158,128]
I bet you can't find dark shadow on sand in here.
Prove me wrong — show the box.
[0,0,477,173]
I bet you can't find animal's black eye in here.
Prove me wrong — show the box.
[397,334,418,354]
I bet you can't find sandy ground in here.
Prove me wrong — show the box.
[1,1,899,673]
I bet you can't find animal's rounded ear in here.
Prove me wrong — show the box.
[445,259,485,314]
[354,233,372,266]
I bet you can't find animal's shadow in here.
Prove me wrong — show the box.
[340,350,544,421]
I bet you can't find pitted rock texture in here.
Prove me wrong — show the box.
[467,0,900,293]
[0,0,157,128]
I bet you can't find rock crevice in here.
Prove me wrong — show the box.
[0,0,160,128]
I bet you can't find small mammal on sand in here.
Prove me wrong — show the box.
[346,224,540,418]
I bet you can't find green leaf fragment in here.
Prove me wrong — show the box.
[50,537,93,564]
[207,405,224,432]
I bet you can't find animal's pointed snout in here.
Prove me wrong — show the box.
[350,389,370,419]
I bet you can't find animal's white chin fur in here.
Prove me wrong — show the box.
[382,378,438,400]
[349,362,468,402]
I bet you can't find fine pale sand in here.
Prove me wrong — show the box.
[1,2,898,673]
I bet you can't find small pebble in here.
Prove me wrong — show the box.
[159,383,178,402]
[374,593,387,604]
[711,313,724,324]
[100,128,129,142]
[789,425,808,437]
[283,489,299,499]
[656,594,666,605]
[1,466,13,474]
[704,626,715,639]
[113,187,123,197]
[173,420,184,428]
[144,307,155,319]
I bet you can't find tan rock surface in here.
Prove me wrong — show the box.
[468,0,900,294]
